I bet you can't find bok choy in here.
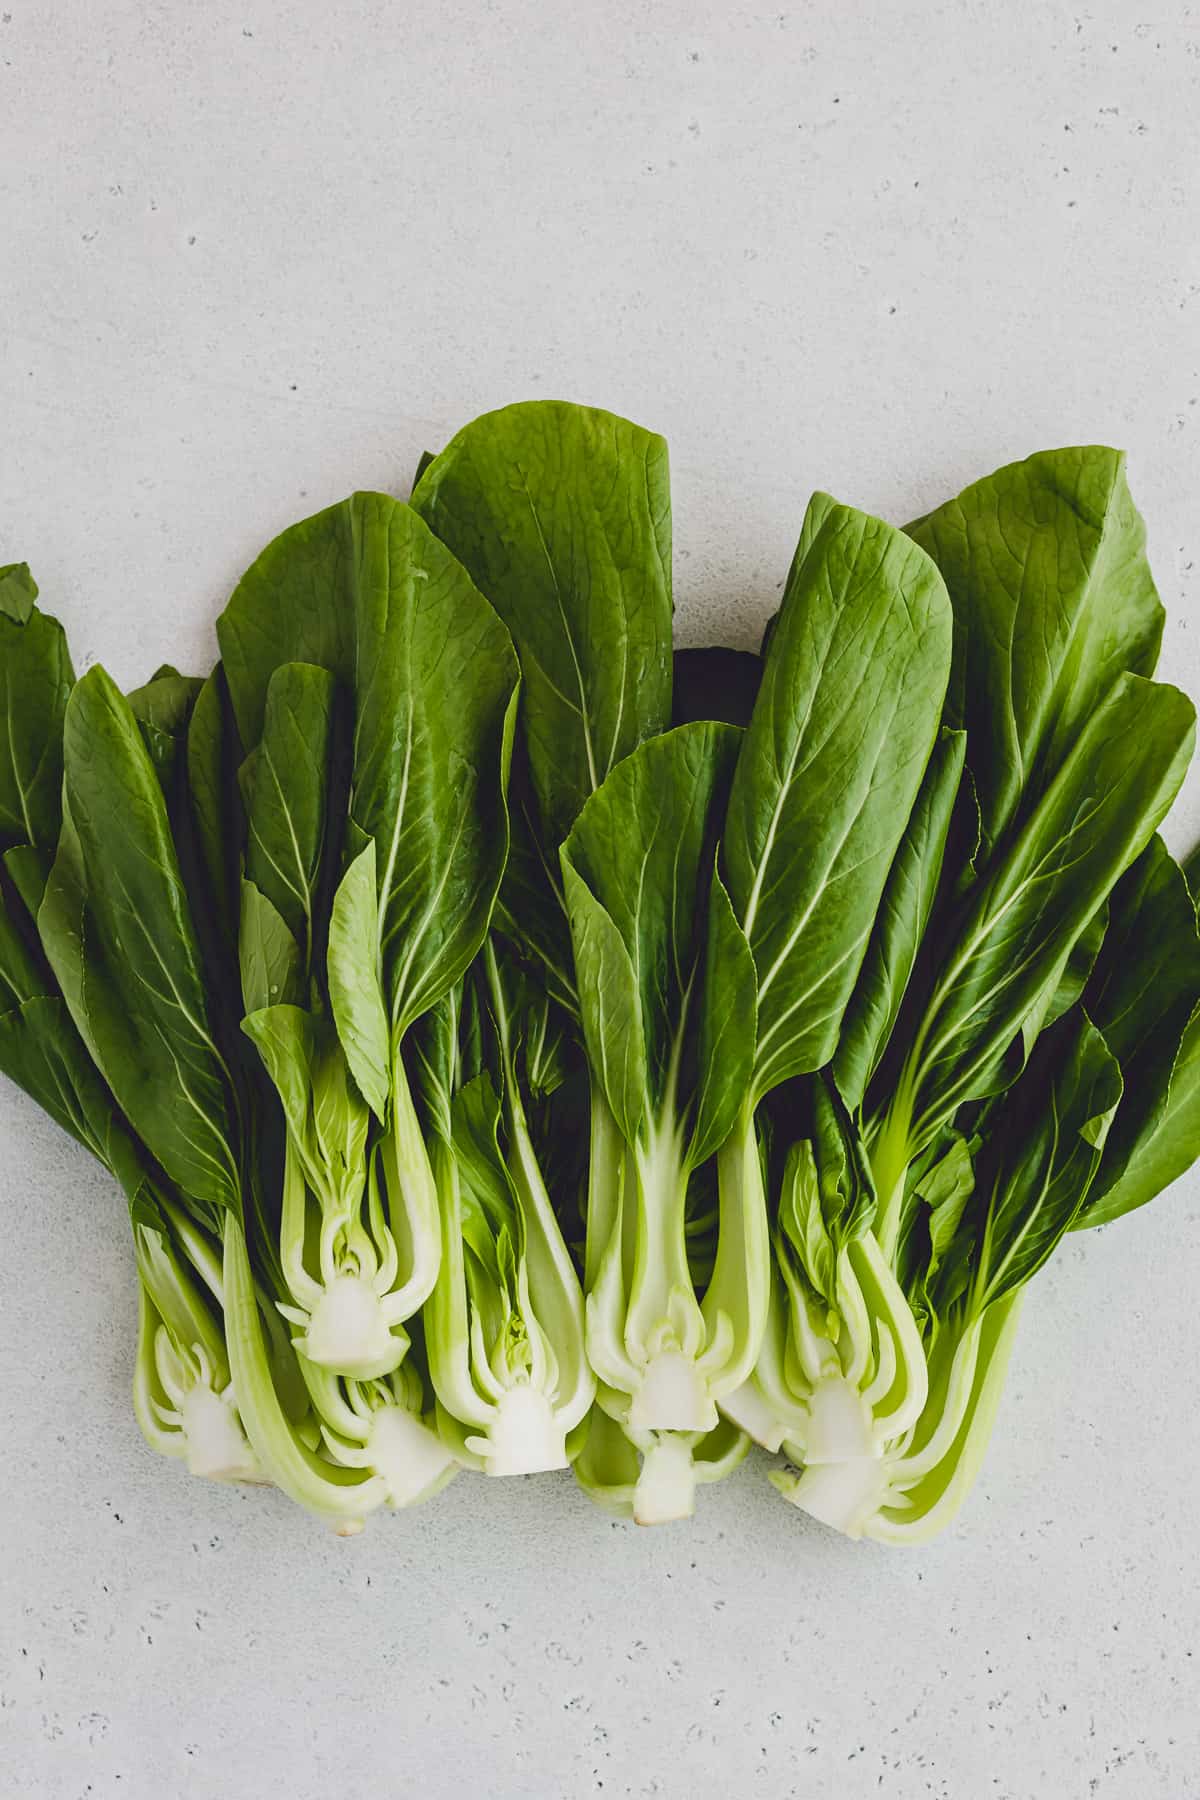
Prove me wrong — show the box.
[2,413,1197,1548]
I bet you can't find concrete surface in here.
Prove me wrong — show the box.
[2,3,1199,1796]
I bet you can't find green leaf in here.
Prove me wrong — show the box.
[127,667,204,794]
[0,599,74,853]
[561,722,740,1145]
[348,497,519,1032]
[691,865,756,1167]
[3,843,51,919]
[1182,840,1200,905]
[908,446,1164,850]
[1023,901,1109,1055]
[908,674,1195,1140]
[412,400,673,851]
[411,987,461,1145]
[834,728,966,1110]
[0,998,127,1164]
[240,1003,316,1149]
[326,842,390,1120]
[0,562,38,624]
[724,495,953,1098]
[222,493,519,1036]
[450,1071,517,1243]
[1079,1002,1200,1230]
[187,667,244,956]
[217,497,360,748]
[974,1013,1122,1309]
[127,668,205,737]
[560,858,647,1145]
[0,899,123,1160]
[491,765,580,1020]
[242,661,337,969]
[810,1078,875,1255]
[310,1029,371,1191]
[778,1138,835,1308]
[921,1135,977,1274]
[1075,837,1200,1227]
[38,667,241,1214]
[901,1131,977,1325]
[239,880,303,1015]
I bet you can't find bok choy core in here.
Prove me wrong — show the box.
[2,412,1198,1545]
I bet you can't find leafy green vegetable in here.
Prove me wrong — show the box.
[907,445,1164,851]
[1073,837,1200,1228]
[563,722,755,1434]
[413,400,672,850]
[0,594,266,1490]
[218,493,520,1511]
[415,401,679,1514]
[729,448,1200,1546]
[3,421,1199,1551]
[41,666,243,1218]
[218,498,518,1385]
[419,948,594,1475]
[723,495,954,1093]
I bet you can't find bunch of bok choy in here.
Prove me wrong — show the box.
[2,410,1196,1545]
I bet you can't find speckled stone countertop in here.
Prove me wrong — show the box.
[2,3,1199,1795]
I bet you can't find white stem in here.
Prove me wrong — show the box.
[295,1272,408,1379]
[280,1137,323,1312]
[466,1385,569,1477]
[796,1373,879,1464]
[358,1403,459,1506]
[633,1436,697,1525]
[628,1347,717,1433]
[719,1376,788,1454]
[773,1455,889,1539]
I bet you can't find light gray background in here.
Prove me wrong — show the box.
[2,3,1199,1796]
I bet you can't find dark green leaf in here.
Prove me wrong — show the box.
[349,498,519,1032]
[1076,837,1200,1227]
[127,668,205,737]
[38,667,241,1214]
[560,857,646,1144]
[492,762,579,1019]
[3,844,51,919]
[241,1004,319,1156]
[834,728,966,1110]
[326,842,390,1118]
[811,1077,875,1255]
[187,667,244,957]
[0,601,73,853]
[908,446,1163,850]
[410,988,461,1146]
[128,667,204,794]
[778,1137,836,1308]
[908,674,1194,1141]
[562,722,740,1142]
[0,562,38,624]
[724,496,953,1097]
[239,880,303,1015]
[217,497,360,748]
[412,400,673,850]
[973,1012,1122,1308]
[691,865,756,1166]
[242,661,336,969]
